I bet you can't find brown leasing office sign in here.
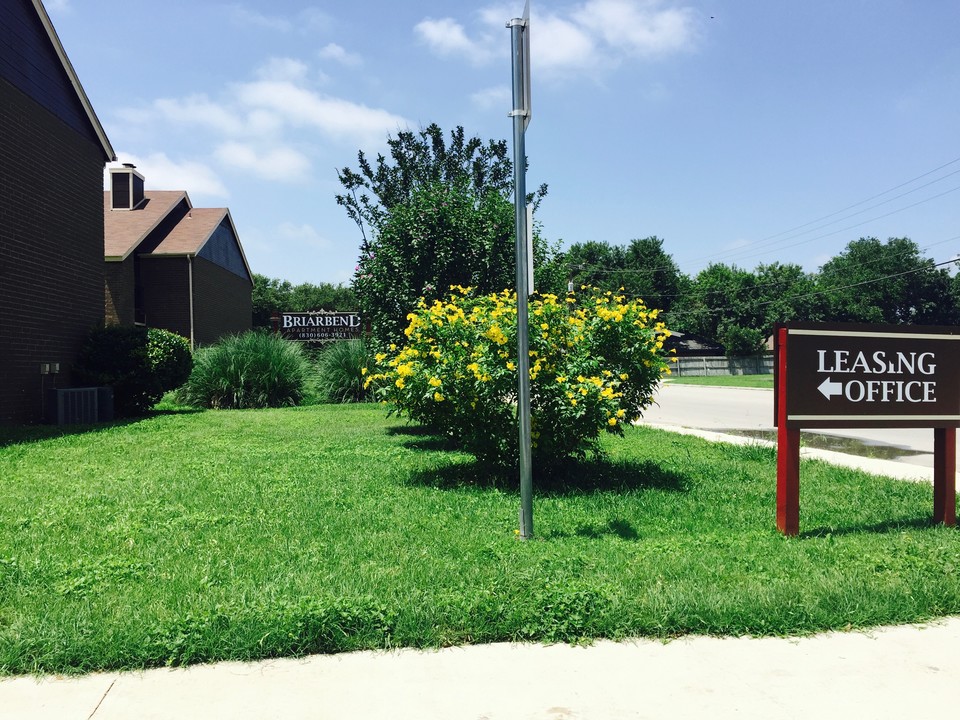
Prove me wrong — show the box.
[774,323,959,535]
[274,311,363,343]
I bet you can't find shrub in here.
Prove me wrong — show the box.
[314,339,374,403]
[146,328,193,391]
[74,326,193,417]
[178,331,310,409]
[364,286,674,467]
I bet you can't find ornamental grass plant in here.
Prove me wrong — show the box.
[364,286,675,467]
[177,331,310,409]
[314,339,374,403]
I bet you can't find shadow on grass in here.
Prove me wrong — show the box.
[0,407,203,449]
[800,515,948,539]
[543,518,641,541]
[386,424,461,453]
[405,456,691,496]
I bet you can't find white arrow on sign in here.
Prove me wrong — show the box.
[818,377,843,400]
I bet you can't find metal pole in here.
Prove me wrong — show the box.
[508,13,533,539]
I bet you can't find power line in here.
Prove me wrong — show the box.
[567,235,960,300]
[677,154,960,271]
[697,182,960,268]
[663,256,959,319]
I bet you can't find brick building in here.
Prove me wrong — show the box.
[104,166,252,348]
[0,0,115,423]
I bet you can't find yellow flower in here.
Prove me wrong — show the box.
[434,392,445,402]
[361,367,368,375]
[506,361,516,370]
[616,409,626,418]
[429,377,442,387]
[395,378,406,389]
[608,417,617,426]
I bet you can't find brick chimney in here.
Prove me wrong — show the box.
[109,164,145,210]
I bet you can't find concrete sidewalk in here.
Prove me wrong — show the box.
[3,426,957,719]
[5,618,960,719]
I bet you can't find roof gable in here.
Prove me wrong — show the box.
[103,190,190,260]
[0,0,114,160]
[149,208,252,283]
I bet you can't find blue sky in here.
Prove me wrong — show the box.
[48,0,960,286]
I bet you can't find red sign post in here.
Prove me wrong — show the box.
[774,323,959,535]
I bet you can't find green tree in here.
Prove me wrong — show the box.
[339,123,550,346]
[337,123,545,239]
[252,274,357,329]
[353,180,520,346]
[670,263,765,355]
[754,262,823,330]
[252,274,293,328]
[563,238,685,312]
[816,237,959,324]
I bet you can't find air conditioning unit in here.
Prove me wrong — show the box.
[47,387,114,425]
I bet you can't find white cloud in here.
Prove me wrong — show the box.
[152,94,245,135]
[319,43,362,67]
[132,76,408,148]
[255,57,310,83]
[471,85,512,110]
[214,142,311,182]
[535,14,598,72]
[115,60,408,186]
[106,154,229,199]
[572,0,698,57]
[415,1,699,76]
[235,80,408,146]
[724,238,752,252]
[43,0,72,14]
[276,221,333,250]
[227,5,332,34]
[414,17,495,65]
[227,5,292,32]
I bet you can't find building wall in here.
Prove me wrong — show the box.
[139,256,191,340]
[192,257,252,346]
[138,256,251,346]
[104,257,135,325]
[0,78,106,423]
[0,0,101,146]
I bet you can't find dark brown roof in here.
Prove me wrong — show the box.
[103,191,188,260]
[150,208,228,256]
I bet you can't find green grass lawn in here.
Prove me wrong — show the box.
[668,374,775,389]
[1,404,958,675]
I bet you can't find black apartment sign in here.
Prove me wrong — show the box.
[776,323,960,429]
[275,311,363,343]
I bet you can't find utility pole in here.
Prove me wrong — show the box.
[507,1,533,539]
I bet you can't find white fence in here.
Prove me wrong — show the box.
[673,354,774,377]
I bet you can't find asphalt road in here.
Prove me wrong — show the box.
[642,382,947,467]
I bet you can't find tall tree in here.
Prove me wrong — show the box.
[252,274,357,329]
[564,237,685,312]
[754,262,823,329]
[336,123,546,242]
[339,124,550,346]
[669,263,765,355]
[816,237,959,324]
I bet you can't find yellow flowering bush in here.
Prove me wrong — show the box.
[364,286,674,467]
